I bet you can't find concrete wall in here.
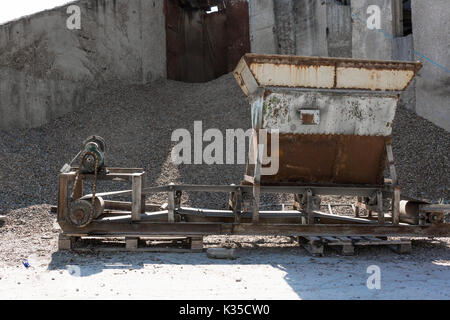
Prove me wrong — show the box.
[250,0,327,56]
[249,0,277,54]
[293,0,327,56]
[0,0,166,130]
[273,0,296,54]
[326,0,352,58]
[411,0,450,131]
[392,34,416,111]
[351,0,394,60]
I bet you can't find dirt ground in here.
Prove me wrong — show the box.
[0,205,449,300]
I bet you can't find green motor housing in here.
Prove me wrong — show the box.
[80,135,106,174]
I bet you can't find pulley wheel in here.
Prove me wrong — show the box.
[82,153,96,173]
[67,199,94,228]
[83,135,106,153]
[93,196,105,218]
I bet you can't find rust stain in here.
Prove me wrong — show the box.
[258,133,391,186]
[301,113,315,124]
[243,53,422,74]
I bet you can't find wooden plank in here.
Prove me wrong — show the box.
[340,244,355,255]
[390,242,412,254]
[125,237,139,251]
[59,221,450,238]
[299,237,323,256]
[337,236,352,242]
[364,236,382,242]
[322,236,338,242]
[58,234,76,251]
[190,236,204,252]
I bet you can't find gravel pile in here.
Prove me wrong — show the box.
[0,73,448,216]
[0,205,58,264]
[392,107,449,201]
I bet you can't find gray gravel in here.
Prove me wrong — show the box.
[0,73,448,216]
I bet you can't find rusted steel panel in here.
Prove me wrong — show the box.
[234,53,422,92]
[225,0,250,72]
[166,0,250,82]
[261,133,390,185]
[336,67,416,91]
[250,63,335,89]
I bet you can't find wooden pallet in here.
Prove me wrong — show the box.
[298,236,412,256]
[58,234,204,253]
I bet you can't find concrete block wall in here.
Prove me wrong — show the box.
[392,34,416,111]
[293,0,327,56]
[326,0,352,58]
[249,0,277,54]
[351,0,395,60]
[0,0,166,130]
[250,0,328,56]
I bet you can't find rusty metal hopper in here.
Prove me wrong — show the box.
[234,54,422,186]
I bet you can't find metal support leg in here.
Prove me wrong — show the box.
[131,174,142,221]
[386,143,400,225]
[252,130,261,224]
[306,189,315,224]
[377,190,384,225]
[168,187,175,223]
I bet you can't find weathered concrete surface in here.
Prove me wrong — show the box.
[351,0,394,60]
[273,0,296,54]
[249,0,277,54]
[392,34,416,111]
[253,0,327,56]
[411,0,450,131]
[0,0,166,130]
[326,0,352,57]
[293,0,327,56]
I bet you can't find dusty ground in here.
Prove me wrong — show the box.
[0,205,449,299]
[0,73,449,299]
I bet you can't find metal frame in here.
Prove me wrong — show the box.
[57,166,449,239]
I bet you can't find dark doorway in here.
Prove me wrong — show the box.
[165,0,250,83]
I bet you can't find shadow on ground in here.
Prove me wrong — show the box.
[46,237,450,299]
